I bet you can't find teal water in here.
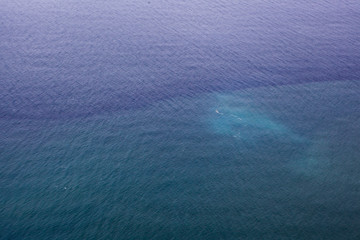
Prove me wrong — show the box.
[2,80,360,239]
[2,1,360,238]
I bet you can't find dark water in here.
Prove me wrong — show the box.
[1,0,360,239]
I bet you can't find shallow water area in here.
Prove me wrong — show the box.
[1,0,360,239]
[2,80,360,239]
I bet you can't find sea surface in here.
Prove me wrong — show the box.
[1,0,360,239]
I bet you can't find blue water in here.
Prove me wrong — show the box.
[1,1,360,239]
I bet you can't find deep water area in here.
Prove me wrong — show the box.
[1,0,360,239]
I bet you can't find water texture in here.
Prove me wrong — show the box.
[1,0,360,239]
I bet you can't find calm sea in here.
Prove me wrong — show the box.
[1,0,360,239]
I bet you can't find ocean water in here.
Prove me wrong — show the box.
[1,0,360,239]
